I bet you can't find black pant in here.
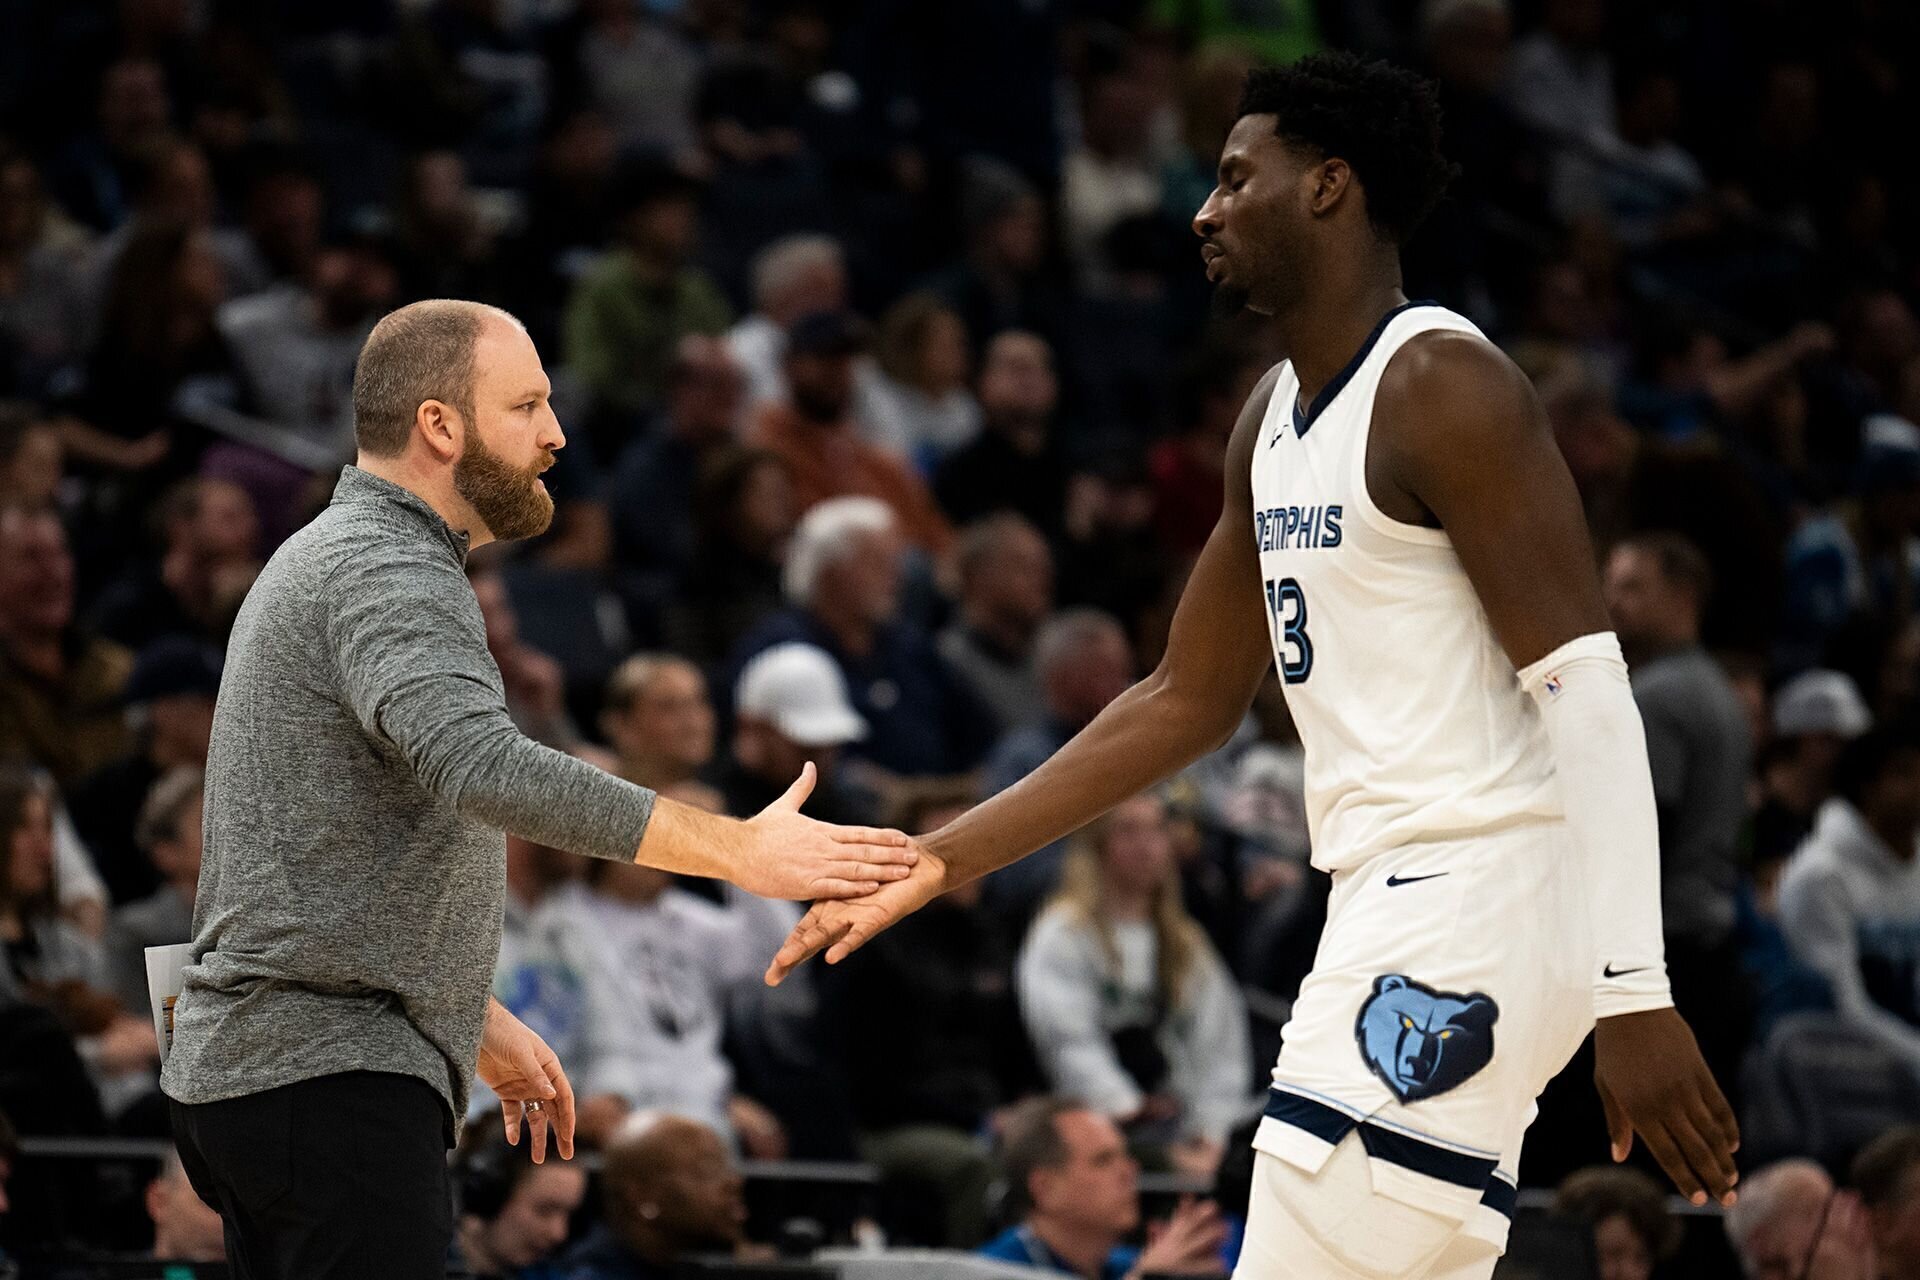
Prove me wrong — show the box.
[170,1070,453,1280]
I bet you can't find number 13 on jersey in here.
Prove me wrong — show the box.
[1265,577,1313,683]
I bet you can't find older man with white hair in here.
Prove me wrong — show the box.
[1725,1158,1876,1280]
[728,497,997,780]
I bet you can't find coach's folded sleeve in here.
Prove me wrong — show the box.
[161,466,654,1126]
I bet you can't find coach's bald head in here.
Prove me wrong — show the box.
[350,300,564,547]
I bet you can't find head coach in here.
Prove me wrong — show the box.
[158,299,915,1279]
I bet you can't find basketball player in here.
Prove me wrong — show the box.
[768,54,1738,1278]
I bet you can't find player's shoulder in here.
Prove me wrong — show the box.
[1226,360,1290,465]
[1379,326,1531,411]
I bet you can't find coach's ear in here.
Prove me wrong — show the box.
[416,397,462,463]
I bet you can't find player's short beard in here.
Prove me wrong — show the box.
[454,429,554,541]
[1210,279,1253,317]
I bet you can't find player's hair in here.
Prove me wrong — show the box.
[1552,1165,1683,1260]
[1048,793,1209,1010]
[783,496,895,605]
[351,300,524,457]
[1851,1125,1920,1209]
[1614,531,1714,611]
[1235,53,1456,245]
[997,1095,1086,1217]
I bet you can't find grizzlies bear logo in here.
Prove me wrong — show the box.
[1355,974,1499,1104]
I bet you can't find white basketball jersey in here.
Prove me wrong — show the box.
[1251,303,1562,872]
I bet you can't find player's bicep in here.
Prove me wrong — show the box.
[1384,336,1610,670]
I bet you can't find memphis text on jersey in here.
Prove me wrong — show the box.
[1255,504,1344,552]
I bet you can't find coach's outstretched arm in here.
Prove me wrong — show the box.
[1369,330,1738,1210]
[765,366,1285,981]
[327,545,913,902]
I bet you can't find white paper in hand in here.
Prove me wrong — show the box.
[145,943,192,1063]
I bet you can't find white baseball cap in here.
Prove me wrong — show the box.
[1772,669,1872,740]
[735,643,868,747]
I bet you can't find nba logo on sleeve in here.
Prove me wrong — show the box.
[1354,974,1499,1104]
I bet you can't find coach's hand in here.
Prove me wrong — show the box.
[477,998,575,1164]
[764,842,948,985]
[1594,1007,1739,1207]
[738,763,917,901]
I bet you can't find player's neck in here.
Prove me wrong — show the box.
[1277,272,1408,414]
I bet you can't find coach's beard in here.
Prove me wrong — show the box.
[455,432,554,541]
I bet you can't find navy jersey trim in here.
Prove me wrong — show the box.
[1262,1087,1501,1193]
[1292,300,1440,438]
[1481,1176,1518,1221]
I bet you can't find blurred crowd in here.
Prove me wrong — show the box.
[2,0,1920,1276]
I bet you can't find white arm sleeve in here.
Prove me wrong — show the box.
[1517,632,1674,1018]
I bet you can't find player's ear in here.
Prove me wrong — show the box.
[1309,157,1353,219]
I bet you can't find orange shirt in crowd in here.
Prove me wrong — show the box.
[750,403,955,555]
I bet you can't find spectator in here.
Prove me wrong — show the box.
[204,233,399,475]
[67,638,218,907]
[0,146,93,399]
[980,609,1134,907]
[728,234,849,416]
[939,514,1054,737]
[146,1150,225,1263]
[599,655,716,792]
[1725,1159,1877,1280]
[606,335,746,592]
[541,852,781,1154]
[821,784,1035,1245]
[748,310,954,554]
[937,331,1069,535]
[1150,344,1269,556]
[103,766,200,1015]
[452,1112,590,1280]
[70,215,228,473]
[562,158,730,424]
[560,1111,748,1280]
[1551,1165,1682,1280]
[1853,1126,1920,1280]
[392,150,506,305]
[660,447,796,665]
[471,565,578,749]
[0,767,157,1111]
[1603,533,1754,1089]
[1504,0,1614,149]
[868,292,982,463]
[0,408,63,512]
[731,497,996,778]
[979,1096,1227,1279]
[719,642,876,829]
[571,3,705,159]
[1779,728,1920,1079]
[1017,793,1254,1172]
[927,158,1060,351]
[1783,441,1920,666]
[1756,669,1873,865]
[91,478,261,650]
[47,58,175,233]
[1060,50,1166,295]
[0,507,132,786]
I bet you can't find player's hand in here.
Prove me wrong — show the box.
[739,763,917,901]
[763,841,947,985]
[1593,1006,1739,1207]
[1131,1197,1228,1279]
[476,999,575,1164]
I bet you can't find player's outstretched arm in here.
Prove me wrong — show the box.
[764,367,1286,985]
[1376,331,1738,1209]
